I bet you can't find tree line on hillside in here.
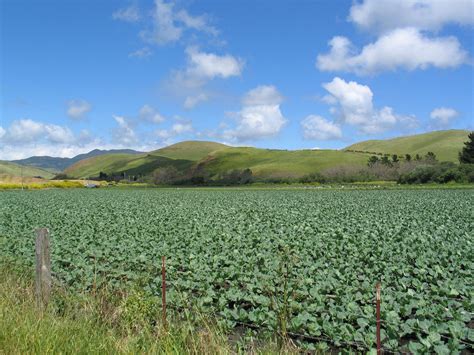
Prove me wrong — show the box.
[301,136,473,185]
[150,166,253,186]
[397,131,474,184]
[261,133,474,185]
[57,132,474,186]
[81,166,255,186]
[297,132,474,185]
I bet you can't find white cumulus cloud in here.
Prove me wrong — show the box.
[175,9,218,35]
[155,120,193,141]
[184,93,209,109]
[139,104,166,123]
[2,119,76,144]
[171,121,193,134]
[301,115,342,140]
[0,141,98,160]
[169,47,244,108]
[0,116,166,160]
[430,107,459,126]
[141,0,181,44]
[0,119,93,159]
[129,47,152,58]
[242,85,283,106]
[349,0,474,33]
[322,77,418,134]
[139,0,217,45]
[317,28,468,75]
[43,125,76,144]
[113,5,141,22]
[185,46,244,80]
[113,115,138,145]
[224,85,287,141]
[67,99,91,120]
[172,47,244,89]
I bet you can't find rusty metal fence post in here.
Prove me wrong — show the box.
[162,256,167,330]
[376,282,381,354]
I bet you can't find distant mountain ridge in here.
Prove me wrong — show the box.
[11,149,143,172]
[4,130,470,180]
[64,141,228,178]
[65,130,470,180]
[62,142,369,179]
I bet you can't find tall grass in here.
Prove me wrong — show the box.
[0,264,300,354]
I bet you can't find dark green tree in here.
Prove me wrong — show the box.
[425,151,437,163]
[367,155,379,167]
[239,169,253,184]
[381,155,392,166]
[459,131,474,164]
[405,154,411,162]
[99,171,108,180]
[152,166,180,185]
[392,154,399,163]
[415,154,422,161]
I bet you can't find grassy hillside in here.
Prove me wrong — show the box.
[12,149,143,172]
[66,140,370,179]
[65,141,228,178]
[344,130,469,162]
[200,147,370,178]
[11,156,69,172]
[151,141,228,161]
[65,153,192,178]
[66,131,468,180]
[0,161,55,180]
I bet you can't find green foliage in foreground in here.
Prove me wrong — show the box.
[0,189,473,353]
[0,265,297,354]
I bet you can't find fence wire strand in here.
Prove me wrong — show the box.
[49,265,472,353]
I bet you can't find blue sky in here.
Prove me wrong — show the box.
[1,0,473,159]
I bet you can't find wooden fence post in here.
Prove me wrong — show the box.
[162,256,167,330]
[376,282,381,355]
[35,228,51,310]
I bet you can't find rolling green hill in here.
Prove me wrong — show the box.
[150,141,229,161]
[0,161,55,179]
[66,141,371,179]
[344,130,469,162]
[65,153,194,179]
[12,149,143,171]
[64,130,470,180]
[200,147,370,178]
[65,141,229,178]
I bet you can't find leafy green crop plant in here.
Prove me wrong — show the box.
[1,188,473,352]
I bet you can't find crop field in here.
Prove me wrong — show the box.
[0,189,473,352]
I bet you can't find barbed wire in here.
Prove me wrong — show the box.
[378,319,472,347]
[164,281,473,353]
[49,270,472,352]
[166,303,400,354]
